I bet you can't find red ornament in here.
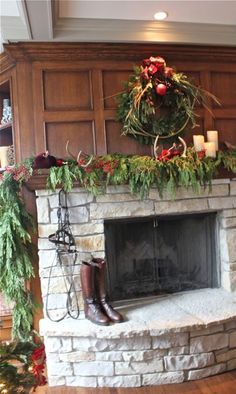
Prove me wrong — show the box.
[156,83,167,96]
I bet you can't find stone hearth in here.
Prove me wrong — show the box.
[36,179,236,387]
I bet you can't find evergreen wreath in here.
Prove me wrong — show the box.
[117,56,219,145]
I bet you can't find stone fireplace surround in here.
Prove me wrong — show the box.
[37,179,236,387]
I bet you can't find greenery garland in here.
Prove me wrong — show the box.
[0,149,236,341]
[116,56,219,145]
[0,162,35,340]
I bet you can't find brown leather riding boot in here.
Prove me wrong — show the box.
[93,258,124,323]
[80,261,110,326]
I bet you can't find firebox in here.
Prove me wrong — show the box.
[105,212,219,301]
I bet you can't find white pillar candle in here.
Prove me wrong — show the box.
[207,130,219,151]
[0,146,9,168]
[204,142,216,158]
[193,135,205,151]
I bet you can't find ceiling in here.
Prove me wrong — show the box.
[0,0,236,52]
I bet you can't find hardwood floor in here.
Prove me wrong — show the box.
[36,370,236,394]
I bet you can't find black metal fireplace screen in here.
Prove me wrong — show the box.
[105,212,219,301]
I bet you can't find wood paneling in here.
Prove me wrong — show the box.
[43,70,92,111]
[214,119,236,149]
[45,121,95,158]
[105,120,152,155]
[102,70,132,109]
[211,72,236,108]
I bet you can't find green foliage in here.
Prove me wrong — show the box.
[116,58,220,145]
[0,164,35,340]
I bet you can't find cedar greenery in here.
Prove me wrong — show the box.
[0,150,236,340]
[0,163,35,340]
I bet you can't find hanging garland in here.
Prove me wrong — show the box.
[116,56,220,145]
[0,161,35,340]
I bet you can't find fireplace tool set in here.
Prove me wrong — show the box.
[46,189,123,325]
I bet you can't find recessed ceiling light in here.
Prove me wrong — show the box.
[154,11,168,21]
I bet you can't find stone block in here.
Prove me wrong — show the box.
[71,223,104,236]
[154,199,208,215]
[46,361,73,377]
[96,351,123,361]
[208,197,236,210]
[188,363,226,380]
[60,350,95,362]
[38,250,57,269]
[73,361,114,376]
[142,371,184,386]
[61,337,72,352]
[96,193,140,203]
[164,353,214,371]
[122,349,167,362]
[48,376,66,386]
[90,201,154,220]
[225,320,236,331]
[221,271,236,292]
[115,358,163,375]
[190,324,224,338]
[106,185,130,194]
[221,208,236,218]
[227,358,236,370]
[216,348,236,362]
[51,206,89,224]
[36,197,49,223]
[75,234,105,252]
[222,217,236,228]
[43,293,69,310]
[98,375,141,387]
[66,376,97,387]
[168,346,189,355]
[230,331,236,348]
[230,181,236,196]
[73,337,151,352]
[38,224,58,238]
[44,337,61,352]
[152,332,189,349]
[190,333,228,353]
[38,237,56,250]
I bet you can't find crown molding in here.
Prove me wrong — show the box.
[3,42,236,63]
[53,18,236,47]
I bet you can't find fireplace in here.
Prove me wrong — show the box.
[37,179,236,387]
[105,213,219,301]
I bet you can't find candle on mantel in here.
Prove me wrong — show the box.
[193,135,205,151]
[204,142,216,158]
[207,130,219,151]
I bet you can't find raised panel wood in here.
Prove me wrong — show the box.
[45,121,95,158]
[213,119,236,149]
[211,72,236,108]
[105,120,152,155]
[43,70,92,111]
[102,69,132,109]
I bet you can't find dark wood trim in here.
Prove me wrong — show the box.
[4,42,236,63]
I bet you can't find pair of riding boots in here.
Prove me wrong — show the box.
[80,258,123,326]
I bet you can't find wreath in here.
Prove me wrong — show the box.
[117,56,219,145]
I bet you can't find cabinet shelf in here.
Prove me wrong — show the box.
[0,122,12,132]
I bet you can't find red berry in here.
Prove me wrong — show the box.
[156,83,167,96]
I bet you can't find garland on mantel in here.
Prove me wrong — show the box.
[0,149,236,340]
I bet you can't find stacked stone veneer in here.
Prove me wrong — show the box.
[36,179,236,386]
[40,318,236,387]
